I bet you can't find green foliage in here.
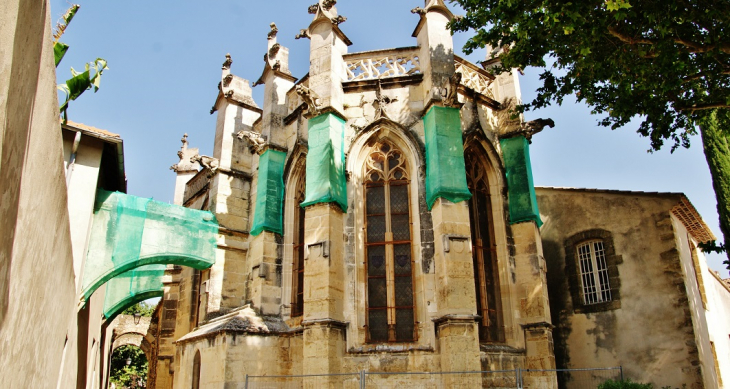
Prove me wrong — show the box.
[598,379,652,389]
[121,301,156,317]
[57,58,108,122]
[110,345,147,388]
[53,4,108,123]
[450,0,730,268]
[698,110,730,268]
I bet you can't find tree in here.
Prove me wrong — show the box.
[110,345,147,388]
[450,0,730,268]
[121,301,156,317]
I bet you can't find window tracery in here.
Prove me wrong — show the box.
[465,144,504,343]
[290,174,306,318]
[364,141,416,342]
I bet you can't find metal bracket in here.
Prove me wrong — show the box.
[442,234,471,253]
[306,240,330,259]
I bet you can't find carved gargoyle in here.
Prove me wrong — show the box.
[190,155,220,174]
[236,130,267,154]
[441,72,462,107]
[373,79,398,120]
[267,23,278,40]
[269,43,280,58]
[295,84,322,116]
[501,118,555,143]
[295,29,311,40]
[223,74,233,87]
[411,7,426,15]
[222,53,232,70]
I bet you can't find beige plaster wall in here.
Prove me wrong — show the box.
[537,188,704,388]
[0,2,80,388]
[672,217,718,389]
[704,261,730,387]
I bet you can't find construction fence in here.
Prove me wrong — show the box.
[245,366,624,388]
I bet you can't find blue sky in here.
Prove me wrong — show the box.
[51,0,726,275]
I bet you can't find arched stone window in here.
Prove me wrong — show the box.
[192,350,201,389]
[290,174,306,318]
[364,140,416,343]
[465,144,504,343]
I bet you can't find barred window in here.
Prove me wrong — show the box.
[577,240,611,305]
[364,141,416,342]
[465,145,503,343]
[291,174,306,318]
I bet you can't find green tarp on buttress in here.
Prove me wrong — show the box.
[500,135,542,226]
[301,113,347,212]
[251,149,286,236]
[423,105,472,209]
[81,190,218,302]
[102,264,165,320]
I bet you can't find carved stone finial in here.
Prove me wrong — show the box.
[322,0,337,10]
[295,84,322,117]
[331,15,347,25]
[236,130,267,154]
[308,3,319,14]
[171,133,200,172]
[222,53,233,70]
[190,154,220,174]
[295,29,311,40]
[441,72,462,107]
[268,23,278,40]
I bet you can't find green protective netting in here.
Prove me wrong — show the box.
[500,136,542,226]
[423,105,472,209]
[102,264,165,321]
[251,149,286,236]
[81,190,218,302]
[301,112,347,212]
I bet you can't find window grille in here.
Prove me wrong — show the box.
[364,141,415,343]
[577,240,611,305]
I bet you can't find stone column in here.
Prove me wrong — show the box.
[244,25,299,316]
[248,149,286,315]
[207,54,260,314]
[415,2,482,380]
[296,1,351,383]
[500,135,557,388]
[170,133,200,206]
[424,106,481,381]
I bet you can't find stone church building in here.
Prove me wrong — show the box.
[146,1,730,388]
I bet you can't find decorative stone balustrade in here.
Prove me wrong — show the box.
[454,56,495,99]
[343,47,421,82]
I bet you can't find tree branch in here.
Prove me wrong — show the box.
[683,69,730,83]
[607,25,654,45]
[607,25,730,54]
[676,102,730,112]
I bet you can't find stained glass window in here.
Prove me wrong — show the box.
[364,141,415,342]
[465,145,504,343]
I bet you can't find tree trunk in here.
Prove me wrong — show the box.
[698,109,730,269]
